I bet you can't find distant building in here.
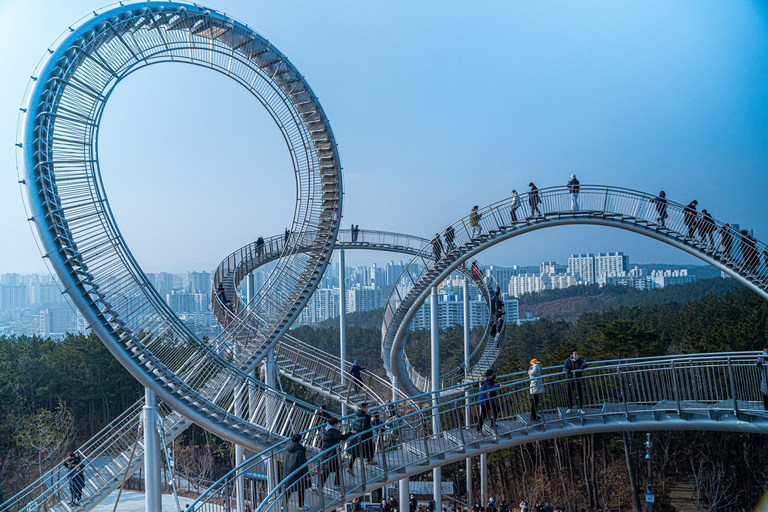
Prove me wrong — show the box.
[39,308,71,338]
[540,261,566,275]
[410,294,519,330]
[0,285,28,310]
[568,254,596,284]
[346,285,382,313]
[507,274,545,298]
[166,290,206,313]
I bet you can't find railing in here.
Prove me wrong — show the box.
[189,352,767,512]
[383,185,768,389]
[18,1,342,456]
[0,400,190,512]
[401,260,504,393]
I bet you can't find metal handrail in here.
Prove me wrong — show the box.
[382,185,768,393]
[189,352,768,512]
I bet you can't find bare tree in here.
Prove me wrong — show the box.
[14,400,75,476]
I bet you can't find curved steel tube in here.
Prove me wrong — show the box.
[383,185,768,395]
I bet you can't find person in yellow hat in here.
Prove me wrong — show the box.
[528,359,544,422]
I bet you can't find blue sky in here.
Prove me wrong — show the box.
[1,0,766,274]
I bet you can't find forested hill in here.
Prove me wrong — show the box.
[314,277,742,328]
[517,277,741,322]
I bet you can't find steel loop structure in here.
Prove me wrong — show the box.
[383,185,768,396]
[17,0,343,452]
[190,353,768,512]
[9,3,768,512]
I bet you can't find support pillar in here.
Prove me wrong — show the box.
[480,453,487,506]
[463,278,473,506]
[144,388,162,512]
[339,249,348,417]
[393,375,409,511]
[234,347,245,512]
[246,273,255,305]
[430,287,442,512]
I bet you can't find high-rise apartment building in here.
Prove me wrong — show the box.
[507,274,546,298]
[346,285,382,313]
[184,271,211,295]
[568,254,596,284]
[166,290,206,313]
[595,252,629,277]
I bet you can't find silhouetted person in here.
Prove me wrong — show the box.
[510,189,521,223]
[432,234,443,262]
[469,206,482,238]
[650,191,668,227]
[718,224,733,257]
[567,174,580,211]
[348,403,376,474]
[256,236,265,257]
[350,224,358,242]
[285,227,290,242]
[683,200,698,238]
[698,209,715,245]
[741,230,759,273]
[444,225,456,253]
[283,434,309,509]
[528,183,542,217]
[350,360,366,392]
[757,347,768,411]
[563,350,587,414]
[318,417,355,489]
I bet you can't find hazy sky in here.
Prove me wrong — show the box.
[1,0,766,274]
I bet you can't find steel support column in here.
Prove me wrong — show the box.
[234,346,245,512]
[144,388,162,512]
[339,249,348,417]
[463,278,472,507]
[480,453,487,506]
[430,287,442,511]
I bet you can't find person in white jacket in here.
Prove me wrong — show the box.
[510,190,521,223]
[528,359,545,422]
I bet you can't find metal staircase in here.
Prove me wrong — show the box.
[190,352,768,512]
[383,185,768,396]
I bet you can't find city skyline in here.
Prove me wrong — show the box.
[0,1,766,274]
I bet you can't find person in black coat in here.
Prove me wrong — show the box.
[528,183,542,217]
[350,360,367,392]
[283,434,309,509]
[318,417,355,488]
[62,452,83,504]
[348,403,376,475]
[563,350,588,414]
[683,200,698,238]
[650,191,668,227]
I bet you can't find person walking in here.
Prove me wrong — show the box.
[456,363,466,381]
[528,359,545,422]
[718,224,733,257]
[350,360,367,393]
[444,226,456,253]
[285,227,290,242]
[62,453,82,504]
[432,234,443,262]
[318,417,356,489]
[350,224,357,242]
[510,190,521,223]
[698,209,716,245]
[348,403,376,475]
[563,350,587,414]
[410,495,418,512]
[283,434,310,510]
[650,191,668,227]
[528,183,542,217]
[469,206,482,238]
[683,200,698,238]
[471,261,482,283]
[476,369,504,435]
[216,283,227,304]
[741,230,759,273]
[567,174,580,211]
[256,236,265,257]
[756,347,768,411]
